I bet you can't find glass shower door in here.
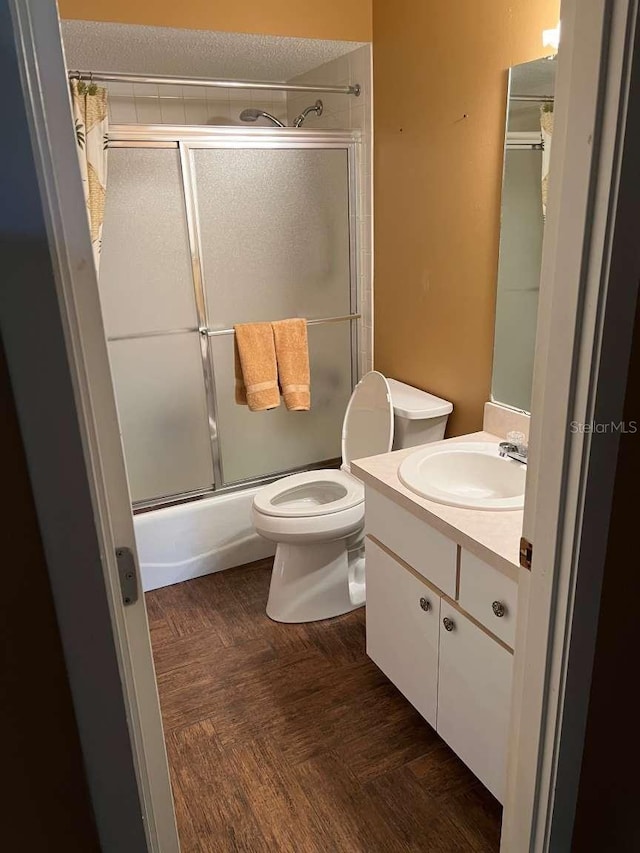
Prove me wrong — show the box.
[99,147,214,503]
[189,146,355,485]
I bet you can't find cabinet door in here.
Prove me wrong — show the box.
[366,538,440,727]
[459,550,518,649]
[437,604,513,802]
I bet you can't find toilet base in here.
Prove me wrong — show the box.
[266,539,365,623]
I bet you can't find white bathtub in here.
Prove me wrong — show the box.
[134,486,275,591]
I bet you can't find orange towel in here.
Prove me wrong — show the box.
[272,318,311,411]
[233,337,247,405]
[234,322,280,411]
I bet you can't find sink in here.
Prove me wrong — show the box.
[398,442,525,510]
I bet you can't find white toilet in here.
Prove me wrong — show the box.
[252,372,453,623]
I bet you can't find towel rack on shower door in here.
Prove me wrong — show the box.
[106,313,361,343]
[203,313,361,337]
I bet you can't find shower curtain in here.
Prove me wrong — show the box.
[71,79,108,269]
[540,105,554,220]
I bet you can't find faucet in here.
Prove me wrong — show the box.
[498,431,528,465]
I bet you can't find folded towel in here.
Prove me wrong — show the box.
[234,322,280,411]
[272,318,310,411]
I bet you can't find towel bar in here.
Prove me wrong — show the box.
[107,314,361,342]
[204,313,361,337]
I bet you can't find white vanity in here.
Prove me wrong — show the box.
[352,430,524,803]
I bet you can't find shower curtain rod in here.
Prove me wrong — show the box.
[510,94,555,102]
[68,70,361,97]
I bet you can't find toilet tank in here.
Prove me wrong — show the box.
[386,378,453,450]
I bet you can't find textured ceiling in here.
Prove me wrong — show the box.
[61,21,364,82]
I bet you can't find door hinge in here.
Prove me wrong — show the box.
[519,536,533,571]
[116,546,139,605]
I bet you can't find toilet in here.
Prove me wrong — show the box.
[252,372,453,623]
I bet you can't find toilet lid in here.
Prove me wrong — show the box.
[341,371,394,471]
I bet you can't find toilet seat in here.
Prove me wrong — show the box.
[253,469,364,518]
[252,372,395,622]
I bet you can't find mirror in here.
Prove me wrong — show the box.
[492,56,556,412]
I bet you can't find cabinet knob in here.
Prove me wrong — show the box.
[419,597,431,612]
[492,601,506,618]
[442,617,455,632]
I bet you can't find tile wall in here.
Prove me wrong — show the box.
[107,82,288,127]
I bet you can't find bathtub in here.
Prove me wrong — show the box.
[134,486,275,591]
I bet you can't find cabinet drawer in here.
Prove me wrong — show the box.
[365,488,457,598]
[459,551,518,648]
[365,537,440,727]
[438,603,513,803]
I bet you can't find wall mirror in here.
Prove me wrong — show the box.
[491,56,556,412]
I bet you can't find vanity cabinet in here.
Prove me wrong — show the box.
[438,601,513,801]
[366,538,440,727]
[365,513,516,803]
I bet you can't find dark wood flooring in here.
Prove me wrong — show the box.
[147,559,502,852]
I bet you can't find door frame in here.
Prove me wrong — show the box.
[5,0,640,851]
[503,0,640,849]
[3,2,179,849]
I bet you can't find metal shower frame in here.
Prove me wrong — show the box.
[106,124,363,512]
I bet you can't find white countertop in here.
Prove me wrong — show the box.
[352,431,523,581]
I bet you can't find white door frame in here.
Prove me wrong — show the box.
[504,0,640,849]
[2,2,179,850]
[5,0,639,851]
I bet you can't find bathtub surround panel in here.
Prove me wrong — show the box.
[147,561,502,850]
[372,0,560,436]
[59,2,373,42]
[287,45,373,375]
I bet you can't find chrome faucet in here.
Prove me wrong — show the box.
[498,431,528,465]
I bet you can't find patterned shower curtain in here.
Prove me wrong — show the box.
[70,79,108,270]
[540,105,554,221]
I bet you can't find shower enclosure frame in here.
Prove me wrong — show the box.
[106,125,363,512]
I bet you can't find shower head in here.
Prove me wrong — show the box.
[293,100,324,128]
[239,108,286,128]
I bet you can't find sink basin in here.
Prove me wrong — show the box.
[398,442,525,510]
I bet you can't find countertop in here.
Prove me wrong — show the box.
[351,431,523,581]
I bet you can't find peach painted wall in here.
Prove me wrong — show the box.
[372,0,560,435]
[58,0,372,42]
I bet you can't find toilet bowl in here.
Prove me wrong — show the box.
[252,372,453,623]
